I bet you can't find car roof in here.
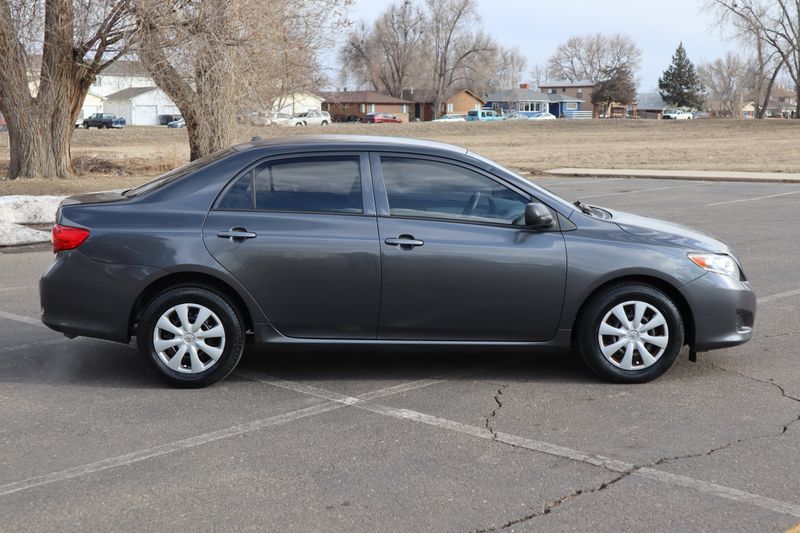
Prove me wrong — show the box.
[232,135,469,156]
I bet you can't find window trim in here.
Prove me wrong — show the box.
[369,152,540,229]
[212,151,375,216]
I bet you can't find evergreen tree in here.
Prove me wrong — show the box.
[592,66,637,116]
[658,43,706,108]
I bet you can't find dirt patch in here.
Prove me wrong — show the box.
[2,119,800,195]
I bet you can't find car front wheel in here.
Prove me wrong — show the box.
[137,287,245,388]
[576,283,684,383]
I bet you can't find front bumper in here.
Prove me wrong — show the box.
[679,272,756,351]
[40,250,162,342]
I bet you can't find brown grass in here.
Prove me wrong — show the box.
[1,119,800,195]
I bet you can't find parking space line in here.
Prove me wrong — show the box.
[707,190,800,206]
[577,183,708,200]
[0,285,35,293]
[536,177,628,186]
[0,374,445,498]
[758,288,800,304]
[250,374,800,519]
[0,310,44,328]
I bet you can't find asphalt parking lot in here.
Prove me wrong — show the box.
[1,177,799,532]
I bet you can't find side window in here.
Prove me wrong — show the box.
[217,172,254,210]
[380,157,529,225]
[252,156,362,214]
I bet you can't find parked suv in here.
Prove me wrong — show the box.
[466,109,503,121]
[293,110,331,126]
[82,113,126,129]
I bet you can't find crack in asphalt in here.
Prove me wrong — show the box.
[471,470,633,532]
[484,385,507,439]
[468,362,800,532]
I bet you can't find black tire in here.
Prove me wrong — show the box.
[137,287,245,388]
[321,120,328,126]
[83,123,89,129]
[576,283,684,383]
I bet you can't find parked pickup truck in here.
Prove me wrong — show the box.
[82,113,126,129]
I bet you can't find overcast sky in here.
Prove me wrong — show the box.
[343,0,737,92]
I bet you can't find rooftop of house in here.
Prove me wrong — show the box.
[321,91,413,105]
[539,79,596,88]
[485,88,583,103]
[105,87,158,100]
[401,88,486,104]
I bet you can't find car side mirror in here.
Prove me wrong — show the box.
[524,202,554,229]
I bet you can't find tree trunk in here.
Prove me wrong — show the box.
[758,60,784,119]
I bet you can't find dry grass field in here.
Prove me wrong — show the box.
[1,119,800,195]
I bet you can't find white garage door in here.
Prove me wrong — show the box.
[133,105,158,125]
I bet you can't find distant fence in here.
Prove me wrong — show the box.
[565,110,593,120]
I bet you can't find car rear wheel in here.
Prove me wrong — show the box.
[576,283,684,383]
[137,287,245,388]
[321,120,328,126]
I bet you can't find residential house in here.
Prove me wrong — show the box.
[104,87,181,125]
[321,91,413,122]
[272,92,325,115]
[402,89,485,121]
[764,85,797,118]
[89,60,156,98]
[485,84,584,118]
[636,93,667,119]
[78,91,106,121]
[538,80,599,116]
[741,101,757,119]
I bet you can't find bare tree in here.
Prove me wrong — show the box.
[698,52,749,116]
[547,33,642,82]
[0,0,134,179]
[528,64,547,90]
[425,0,494,118]
[488,45,527,91]
[339,0,424,97]
[708,0,800,118]
[136,0,349,161]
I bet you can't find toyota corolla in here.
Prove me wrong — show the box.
[40,136,755,387]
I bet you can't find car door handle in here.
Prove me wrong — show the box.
[217,228,257,241]
[384,235,424,248]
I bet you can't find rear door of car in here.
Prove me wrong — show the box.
[371,153,567,341]
[202,152,381,339]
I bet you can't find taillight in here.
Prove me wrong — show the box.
[52,224,90,253]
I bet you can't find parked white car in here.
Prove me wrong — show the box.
[662,108,693,120]
[293,110,331,126]
[528,112,557,121]
[432,113,467,122]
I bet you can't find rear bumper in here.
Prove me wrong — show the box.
[40,251,162,342]
[679,272,756,351]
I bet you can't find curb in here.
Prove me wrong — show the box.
[543,168,800,184]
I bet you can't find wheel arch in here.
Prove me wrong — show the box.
[129,271,257,336]
[570,274,695,347]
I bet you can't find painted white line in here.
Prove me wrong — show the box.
[0,373,445,497]
[257,375,800,519]
[0,402,340,498]
[0,285,35,293]
[758,288,800,304]
[0,310,44,328]
[578,183,707,200]
[538,177,628,186]
[707,190,800,206]
[635,468,800,518]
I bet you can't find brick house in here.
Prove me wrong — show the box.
[321,91,413,122]
[402,89,485,121]
[539,80,598,116]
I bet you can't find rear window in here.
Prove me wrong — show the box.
[123,149,234,198]
[217,155,363,214]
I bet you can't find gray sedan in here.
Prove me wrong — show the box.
[40,136,755,387]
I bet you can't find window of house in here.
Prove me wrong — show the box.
[547,89,556,95]
[369,104,376,113]
[566,102,578,110]
[576,89,583,98]
[359,103,366,113]
[447,103,454,112]
[218,156,363,214]
[380,157,529,225]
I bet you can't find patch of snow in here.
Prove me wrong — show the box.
[0,221,50,246]
[0,195,65,224]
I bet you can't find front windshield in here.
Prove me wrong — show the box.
[123,148,234,198]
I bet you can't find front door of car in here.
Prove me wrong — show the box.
[373,154,567,342]
[203,153,380,339]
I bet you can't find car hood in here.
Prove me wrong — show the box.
[604,208,728,253]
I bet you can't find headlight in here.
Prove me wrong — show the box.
[688,253,738,277]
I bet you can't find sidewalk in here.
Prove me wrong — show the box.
[545,168,800,183]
